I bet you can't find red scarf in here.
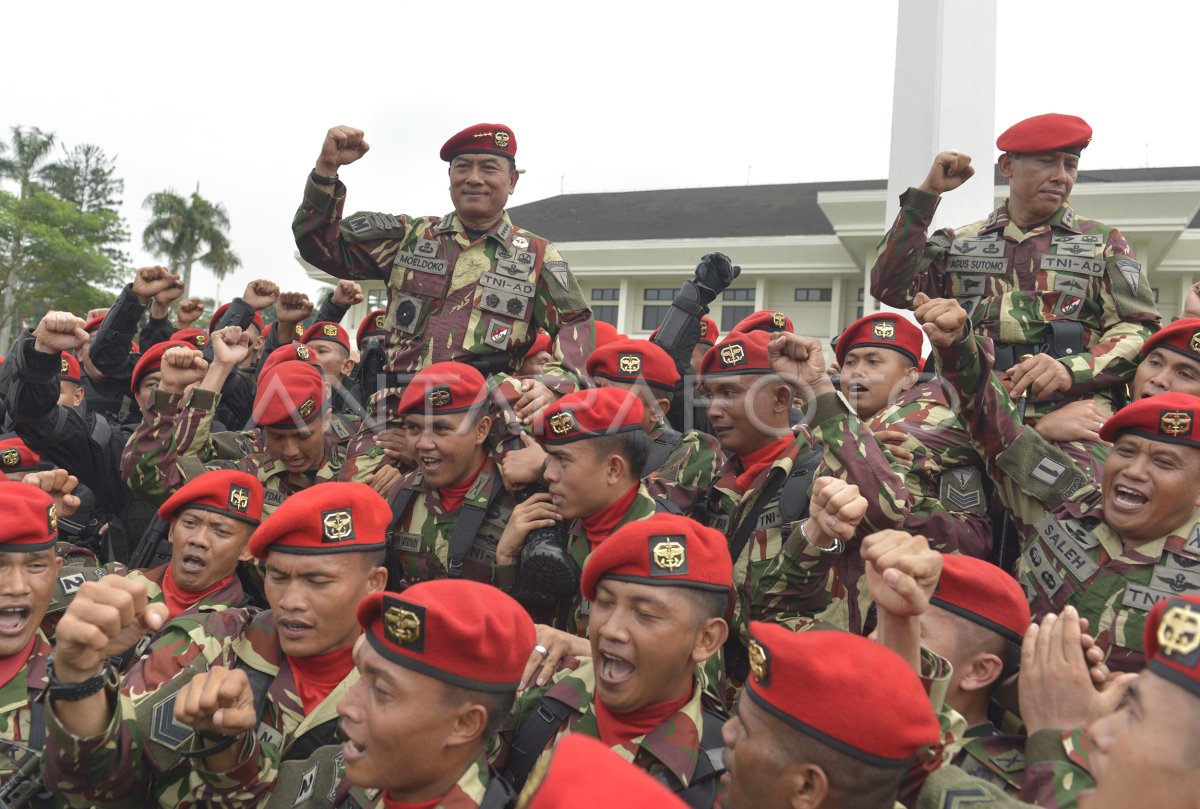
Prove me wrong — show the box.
[595,684,694,748]
[0,638,35,691]
[581,483,640,551]
[161,565,233,620]
[382,796,443,809]
[288,643,355,715]
[734,436,793,493]
[438,456,487,514]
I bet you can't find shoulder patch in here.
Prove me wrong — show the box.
[340,211,409,243]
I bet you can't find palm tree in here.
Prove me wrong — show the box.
[142,184,241,296]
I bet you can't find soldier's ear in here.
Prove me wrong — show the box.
[998,153,1015,180]
[786,763,829,809]
[445,700,489,747]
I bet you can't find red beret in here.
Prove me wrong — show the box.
[170,328,208,349]
[248,481,388,558]
[537,387,644,446]
[259,343,321,379]
[357,580,535,692]
[745,622,942,766]
[1099,392,1200,449]
[996,113,1092,156]
[1144,595,1200,700]
[835,312,923,367]
[208,303,264,334]
[253,363,325,429]
[131,340,194,394]
[396,362,488,418]
[301,321,351,354]
[523,734,688,809]
[586,338,680,393]
[698,330,773,378]
[355,310,388,351]
[58,353,81,385]
[0,481,59,551]
[0,437,51,474]
[581,513,733,601]
[527,329,552,357]
[1142,318,1200,363]
[158,469,265,526]
[594,320,623,349]
[83,315,105,334]
[439,123,517,163]
[733,310,793,335]
[931,554,1031,644]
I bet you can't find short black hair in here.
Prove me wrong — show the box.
[440,684,517,740]
[682,587,730,623]
[590,430,650,479]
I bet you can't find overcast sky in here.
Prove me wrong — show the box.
[3,0,1195,305]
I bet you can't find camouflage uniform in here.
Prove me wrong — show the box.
[936,331,1200,671]
[0,634,51,792]
[385,458,518,590]
[337,755,499,809]
[642,421,725,517]
[953,726,1028,796]
[121,387,347,516]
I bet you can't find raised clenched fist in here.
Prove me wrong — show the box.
[332,280,365,307]
[316,126,370,177]
[159,345,208,394]
[861,529,942,619]
[132,266,183,305]
[33,311,89,355]
[52,575,169,683]
[242,280,280,311]
[914,293,969,350]
[768,332,835,398]
[174,666,258,737]
[918,150,975,195]
[276,292,314,326]
[210,326,251,368]
[803,476,868,549]
[176,298,205,328]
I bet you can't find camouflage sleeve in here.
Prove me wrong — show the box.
[292,175,409,282]
[934,331,1100,526]
[535,243,593,394]
[750,526,841,630]
[869,188,956,309]
[120,387,223,505]
[643,430,723,517]
[1058,230,1159,394]
[915,764,1040,809]
[188,733,279,809]
[44,687,153,807]
[1018,728,1095,809]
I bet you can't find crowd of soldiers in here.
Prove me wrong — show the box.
[0,112,1196,808]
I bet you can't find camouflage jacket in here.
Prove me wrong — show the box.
[936,331,1200,671]
[510,658,715,797]
[642,421,725,518]
[871,188,1159,415]
[952,724,1027,796]
[0,633,50,789]
[338,755,499,809]
[121,387,347,516]
[292,176,594,396]
[386,457,518,591]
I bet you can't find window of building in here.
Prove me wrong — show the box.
[593,305,619,325]
[366,289,388,311]
[644,288,677,302]
[642,306,670,331]
[1152,287,1160,303]
[856,288,864,302]
[592,288,619,301]
[795,288,833,302]
[723,289,754,301]
[721,306,755,331]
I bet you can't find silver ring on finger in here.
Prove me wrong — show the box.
[534,644,549,658]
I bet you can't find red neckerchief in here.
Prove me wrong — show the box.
[0,637,36,691]
[581,483,640,551]
[734,436,793,493]
[287,643,355,715]
[594,684,693,748]
[161,564,233,620]
[437,456,487,514]
[382,796,443,809]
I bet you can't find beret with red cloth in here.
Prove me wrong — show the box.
[698,330,774,378]
[537,387,644,446]
[158,469,265,526]
[355,310,388,351]
[586,338,680,394]
[208,303,264,334]
[83,315,104,334]
[253,362,325,429]
[248,481,388,558]
[522,733,688,809]
[0,481,60,551]
[733,310,793,335]
[835,312,923,367]
[259,343,321,379]
[996,113,1092,156]
[396,361,488,418]
[527,329,552,357]
[131,340,195,393]
[357,579,535,693]
[58,353,81,385]
[1141,318,1200,363]
[931,554,1031,644]
[745,622,942,767]
[580,513,733,600]
[439,123,517,163]
[0,437,52,474]
[1099,392,1200,449]
[171,328,208,349]
[301,321,351,354]
[594,320,622,349]
[1143,595,1200,700]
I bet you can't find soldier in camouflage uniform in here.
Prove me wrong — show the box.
[871,114,1161,475]
[293,123,594,485]
[501,515,731,808]
[47,482,389,809]
[123,333,346,518]
[337,579,535,809]
[919,294,1200,672]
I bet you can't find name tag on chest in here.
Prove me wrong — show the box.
[1035,514,1100,581]
[1041,255,1104,276]
[395,251,449,276]
[947,255,1007,275]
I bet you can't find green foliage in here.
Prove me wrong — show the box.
[142,186,241,296]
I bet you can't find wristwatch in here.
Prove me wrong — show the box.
[309,169,338,186]
[46,654,119,701]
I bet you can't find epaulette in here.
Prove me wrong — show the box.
[340,211,408,243]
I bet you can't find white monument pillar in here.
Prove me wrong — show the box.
[868,0,998,314]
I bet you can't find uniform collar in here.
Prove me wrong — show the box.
[982,200,1078,236]
[434,211,517,250]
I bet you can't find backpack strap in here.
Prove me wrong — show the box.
[727,466,789,566]
[664,707,727,809]
[447,472,506,578]
[653,497,684,515]
[778,448,822,539]
[502,694,577,793]
[478,770,518,809]
[641,429,683,477]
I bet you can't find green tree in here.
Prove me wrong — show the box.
[40,143,131,268]
[142,186,241,296]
